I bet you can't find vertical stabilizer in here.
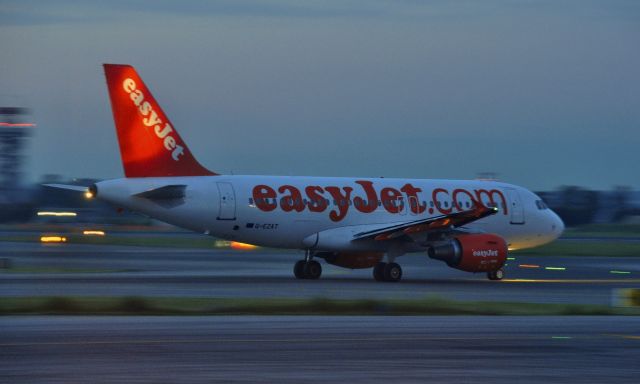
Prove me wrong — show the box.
[103,64,216,177]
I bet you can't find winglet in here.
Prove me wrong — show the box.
[103,64,217,178]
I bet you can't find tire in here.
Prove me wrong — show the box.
[373,262,386,282]
[487,269,504,281]
[304,260,322,280]
[383,262,402,282]
[294,260,306,279]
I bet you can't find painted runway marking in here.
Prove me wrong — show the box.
[7,332,640,348]
[503,279,640,283]
[604,334,640,341]
[0,335,592,348]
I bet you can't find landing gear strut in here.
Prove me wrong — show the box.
[373,262,402,282]
[294,251,322,280]
[487,269,504,281]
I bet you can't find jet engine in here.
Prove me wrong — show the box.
[316,251,384,269]
[427,234,507,272]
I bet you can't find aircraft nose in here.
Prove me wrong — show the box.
[550,211,564,238]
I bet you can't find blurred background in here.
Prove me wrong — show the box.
[2,3,639,382]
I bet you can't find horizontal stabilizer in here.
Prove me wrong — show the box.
[43,184,89,192]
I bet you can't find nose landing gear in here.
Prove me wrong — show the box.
[487,269,504,281]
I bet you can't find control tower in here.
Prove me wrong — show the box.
[0,107,35,221]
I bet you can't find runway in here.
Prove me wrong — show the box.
[2,240,640,382]
[2,316,639,383]
[1,241,639,305]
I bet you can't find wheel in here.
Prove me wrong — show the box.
[487,269,504,281]
[294,260,306,279]
[383,262,402,282]
[303,260,322,280]
[373,262,386,282]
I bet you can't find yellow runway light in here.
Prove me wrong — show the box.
[213,240,231,248]
[83,230,105,236]
[40,236,67,243]
[37,211,77,217]
[230,241,258,250]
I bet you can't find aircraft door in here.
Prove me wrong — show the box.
[216,182,236,220]
[505,188,525,224]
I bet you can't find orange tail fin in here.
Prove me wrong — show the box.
[103,64,216,177]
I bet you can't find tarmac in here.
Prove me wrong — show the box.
[2,239,640,382]
[2,241,639,305]
[2,315,639,383]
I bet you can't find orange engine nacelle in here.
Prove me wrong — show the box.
[427,234,507,272]
[317,251,384,269]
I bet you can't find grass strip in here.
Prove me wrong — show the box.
[1,296,638,316]
[563,224,640,238]
[0,267,135,274]
[0,234,287,253]
[513,241,640,257]
[0,234,219,249]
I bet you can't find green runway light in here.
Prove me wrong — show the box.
[610,270,631,274]
[551,336,572,339]
[545,267,566,271]
[507,257,516,261]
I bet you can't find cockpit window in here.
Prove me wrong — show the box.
[535,200,548,210]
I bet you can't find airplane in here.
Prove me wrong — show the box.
[47,64,564,282]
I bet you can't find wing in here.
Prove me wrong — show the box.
[353,205,498,241]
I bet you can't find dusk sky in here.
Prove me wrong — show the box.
[1,0,638,190]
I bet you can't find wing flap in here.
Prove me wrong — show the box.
[355,206,498,241]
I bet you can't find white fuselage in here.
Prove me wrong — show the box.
[95,175,564,253]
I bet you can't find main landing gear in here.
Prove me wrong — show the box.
[487,269,505,281]
[373,262,402,282]
[294,251,322,280]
